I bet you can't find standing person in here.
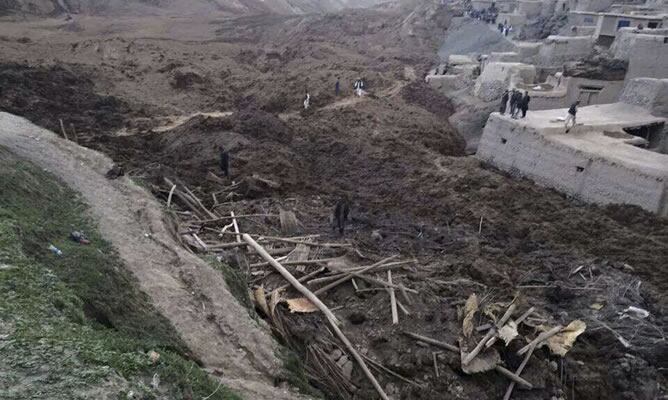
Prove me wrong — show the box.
[354,78,364,97]
[219,146,230,177]
[520,91,530,118]
[331,198,351,236]
[500,90,509,114]
[335,77,340,96]
[509,89,518,117]
[303,92,310,110]
[512,90,523,118]
[565,101,579,132]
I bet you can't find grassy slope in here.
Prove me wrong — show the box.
[0,147,240,400]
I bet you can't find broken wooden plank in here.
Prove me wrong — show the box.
[274,267,326,293]
[486,307,535,348]
[388,271,399,325]
[313,256,398,296]
[462,304,516,365]
[517,325,563,356]
[167,184,177,208]
[231,211,242,244]
[405,332,533,389]
[404,332,459,353]
[242,234,340,326]
[495,365,533,389]
[250,257,340,269]
[59,119,69,140]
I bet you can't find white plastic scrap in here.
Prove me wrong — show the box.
[622,306,650,319]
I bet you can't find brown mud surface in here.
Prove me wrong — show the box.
[0,4,666,400]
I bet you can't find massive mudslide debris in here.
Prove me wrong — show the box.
[0,1,666,399]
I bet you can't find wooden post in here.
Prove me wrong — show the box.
[388,270,399,325]
[59,119,69,141]
[70,123,79,144]
[167,185,177,208]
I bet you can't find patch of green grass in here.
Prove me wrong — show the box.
[0,147,240,400]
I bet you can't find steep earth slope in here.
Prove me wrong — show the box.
[0,111,309,400]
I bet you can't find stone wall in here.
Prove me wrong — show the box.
[476,114,668,215]
[626,35,668,81]
[620,78,668,117]
[537,35,595,66]
[611,28,668,61]
[473,62,537,101]
[527,76,623,109]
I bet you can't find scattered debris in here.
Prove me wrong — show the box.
[546,320,586,357]
[70,231,90,245]
[622,306,650,319]
[497,321,519,345]
[150,373,160,389]
[105,164,125,180]
[279,209,301,235]
[285,297,319,313]
[148,350,160,364]
[48,244,63,256]
[462,293,478,338]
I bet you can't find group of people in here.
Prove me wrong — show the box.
[467,3,498,24]
[498,22,513,37]
[353,78,366,97]
[500,89,530,119]
[303,77,366,109]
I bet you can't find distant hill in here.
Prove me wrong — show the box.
[0,0,397,16]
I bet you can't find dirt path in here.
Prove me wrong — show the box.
[281,68,417,120]
[0,111,309,400]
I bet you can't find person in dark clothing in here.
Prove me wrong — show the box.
[500,90,509,114]
[520,91,530,118]
[508,90,516,115]
[565,101,579,132]
[335,78,340,96]
[511,90,523,118]
[219,146,230,177]
[332,198,350,235]
[509,89,518,117]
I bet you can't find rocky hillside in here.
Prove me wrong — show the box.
[0,0,396,16]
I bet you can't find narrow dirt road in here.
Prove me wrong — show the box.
[0,111,309,400]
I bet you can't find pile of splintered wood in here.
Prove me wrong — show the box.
[404,295,586,400]
[160,178,422,400]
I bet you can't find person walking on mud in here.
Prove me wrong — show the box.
[331,198,350,236]
[335,77,341,96]
[565,101,579,132]
[219,146,230,177]
[500,90,509,115]
[303,92,310,110]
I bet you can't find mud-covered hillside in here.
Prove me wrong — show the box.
[0,0,395,16]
